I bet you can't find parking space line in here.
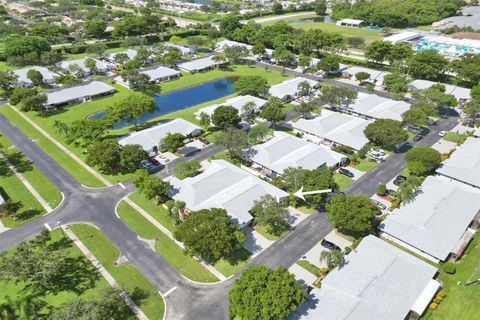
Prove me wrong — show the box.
[163,286,177,297]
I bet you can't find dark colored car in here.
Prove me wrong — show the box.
[321,239,341,251]
[199,138,210,145]
[413,134,423,142]
[393,175,407,186]
[339,168,354,178]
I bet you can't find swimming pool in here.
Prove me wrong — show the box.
[416,37,480,56]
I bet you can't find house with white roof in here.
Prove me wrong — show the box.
[194,95,267,118]
[45,81,116,108]
[384,30,422,44]
[294,235,439,320]
[163,43,194,56]
[245,131,347,177]
[115,66,180,88]
[215,40,252,52]
[13,66,59,87]
[308,57,347,74]
[104,49,139,63]
[292,109,371,151]
[118,118,202,155]
[341,92,410,121]
[408,79,471,102]
[268,77,319,101]
[342,66,391,85]
[177,55,228,73]
[169,160,289,228]
[436,137,480,189]
[380,175,480,263]
[336,18,365,28]
[56,58,114,77]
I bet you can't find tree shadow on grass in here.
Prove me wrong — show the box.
[130,287,149,305]
[16,209,43,221]
[0,158,12,176]
[7,151,34,173]
[223,248,251,266]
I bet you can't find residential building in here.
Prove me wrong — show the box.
[177,55,227,73]
[163,43,194,56]
[474,127,480,138]
[246,131,347,177]
[115,66,180,87]
[268,77,319,100]
[56,58,114,77]
[118,118,202,155]
[408,79,471,102]
[13,66,59,87]
[436,137,480,188]
[341,92,410,121]
[194,95,267,118]
[380,175,480,263]
[309,58,347,74]
[335,18,364,28]
[294,235,439,320]
[104,49,139,63]
[215,40,252,52]
[292,109,370,151]
[45,81,116,108]
[383,30,422,44]
[342,66,391,85]
[169,160,289,228]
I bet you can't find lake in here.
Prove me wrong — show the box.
[288,16,336,25]
[91,77,237,129]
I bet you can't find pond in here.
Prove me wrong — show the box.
[90,77,237,129]
[288,16,336,25]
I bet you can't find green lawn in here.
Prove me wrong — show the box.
[128,191,174,232]
[209,150,242,167]
[285,22,384,42]
[0,229,114,318]
[254,224,289,241]
[422,234,480,320]
[0,105,106,188]
[334,172,354,190]
[296,259,321,276]
[443,132,468,145]
[68,224,165,320]
[353,158,378,172]
[213,247,251,277]
[116,200,219,282]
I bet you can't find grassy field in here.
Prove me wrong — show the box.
[353,158,378,172]
[254,224,288,241]
[69,224,165,320]
[423,234,480,320]
[116,200,219,282]
[213,247,251,277]
[442,132,468,145]
[0,229,114,317]
[333,172,354,190]
[0,105,105,188]
[297,259,321,276]
[128,191,174,231]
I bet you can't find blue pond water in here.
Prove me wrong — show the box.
[91,77,237,129]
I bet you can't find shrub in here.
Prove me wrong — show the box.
[320,267,329,275]
[442,262,456,274]
[429,302,438,310]
[344,247,352,254]
[376,183,387,196]
[434,298,441,304]
[437,290,446,298]
[332,145,354,155]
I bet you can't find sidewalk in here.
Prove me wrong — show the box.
[61,225,148,320]
[122,196,227,281]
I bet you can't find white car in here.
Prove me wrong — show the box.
[438,130,447,137]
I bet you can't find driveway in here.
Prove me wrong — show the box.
[285,207,309,227]
[289,263,317,287]
[243,226,274,257]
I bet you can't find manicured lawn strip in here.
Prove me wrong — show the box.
[128,191,174,232]
[255,12,317,23]
[423,233,480,320]
[443,132,468,145]
[117,200,219,283]
[68,224,165,320]
[0,229,112,317]
[333,173,353,190]
[297,260,321,276]
[353,158,378,172]
[0,105,105,187]
[209,150,242,166]
[296,206,316,214]
[213,247,251,277]
[254,224,288,241]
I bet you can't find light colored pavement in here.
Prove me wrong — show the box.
[253,11,315,24]
[301,242,328,269]
[289,263,317,287]
[432,139,457,153]
[285,207,309,227]
[344,166,365,181]
[61,225,149,320]
[243,226,274,257]
[324,230,353,250]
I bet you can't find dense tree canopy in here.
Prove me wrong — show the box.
[211,105,241,130]
[231,75,269,97]
[405,146,442,176]
[133,169,171,203]
[4,35,50,65]
[229,265,306,320]
[364,119,409,150]
[214,129,248,159]
[407,49,448,80]
[173,160,201,180]
[251,195,289,236]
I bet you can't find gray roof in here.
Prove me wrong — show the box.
[118,118,201,151]
[169,160,289,226]
[57,58,112,73]
[434,6,480,30]
[13,66,58,85]
[292,109,370,150]
[46,81,116,107]
[115,66,180,86]
[104,49,138,62]
[295,235,437,320]
[195,95,267,117]
[436,137,480,188]
[408,79,471,101]
[163,43,193,55]
[474,128,480,138]
[215,40,252,51]
[343,66,390,84]
[269,77,319,100]
[247,131,346,174]
[380,175,480,261]
[177,55,225,72]
[343,93,410,121]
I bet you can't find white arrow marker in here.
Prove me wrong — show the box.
[293,186,332,201]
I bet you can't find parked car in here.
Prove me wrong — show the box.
[199,138,210,145]
[321,239,341,251]
[140,159,155,172]
[393,175,407,186]
[413,134,423,141]
[438,130,447,137]
[339,168,354,178]
[371,199,387,211]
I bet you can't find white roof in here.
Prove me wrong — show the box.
[411,279,441,315]
[215,40,252,51]
[194,95,267,117]
[343,92,410,121]
[337,18,364,24]
[436,137,480,188]
[380,175,480,260]
[292,109,370,150]
[247,131,346,174]
[169,160,289,226]
[57,58,112,73]
[474,128,480,138]
[104,49,138,62]
[408,79,471,100]
[164,43,193,55]
[295,235,437,320]
[118,118,201,151]
[423,34,480,50]
[46,81,115,107]
[268,77,319,99]
[177,55,224,72]
[13,66,58,85]
[384,30,421,44]
[140,66,180,81]
[343,66,391,84]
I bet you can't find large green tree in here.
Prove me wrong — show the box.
[364,119,409,150]
[108,93,156,128]
[407,49,448,80]
[219,14,242,39]
[260,97,286,125]
[211,106,241,130]
[251,195,289,236]
[405,146,441,175]
[214,129,248,159]
[119,144,148,172]
[86,139,122,173]
[231,75,269,97]
[133,169,171,203]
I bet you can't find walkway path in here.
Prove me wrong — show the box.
[61,225,149,320]
[254,11,315,24]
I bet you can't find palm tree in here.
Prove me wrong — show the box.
[241,101,257,123]
[320,249,345,270]
[297,81,312,97]
[0,297,16,320]
[53,120,68,136]
[211,55,227,68]
[396,176,422,205]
